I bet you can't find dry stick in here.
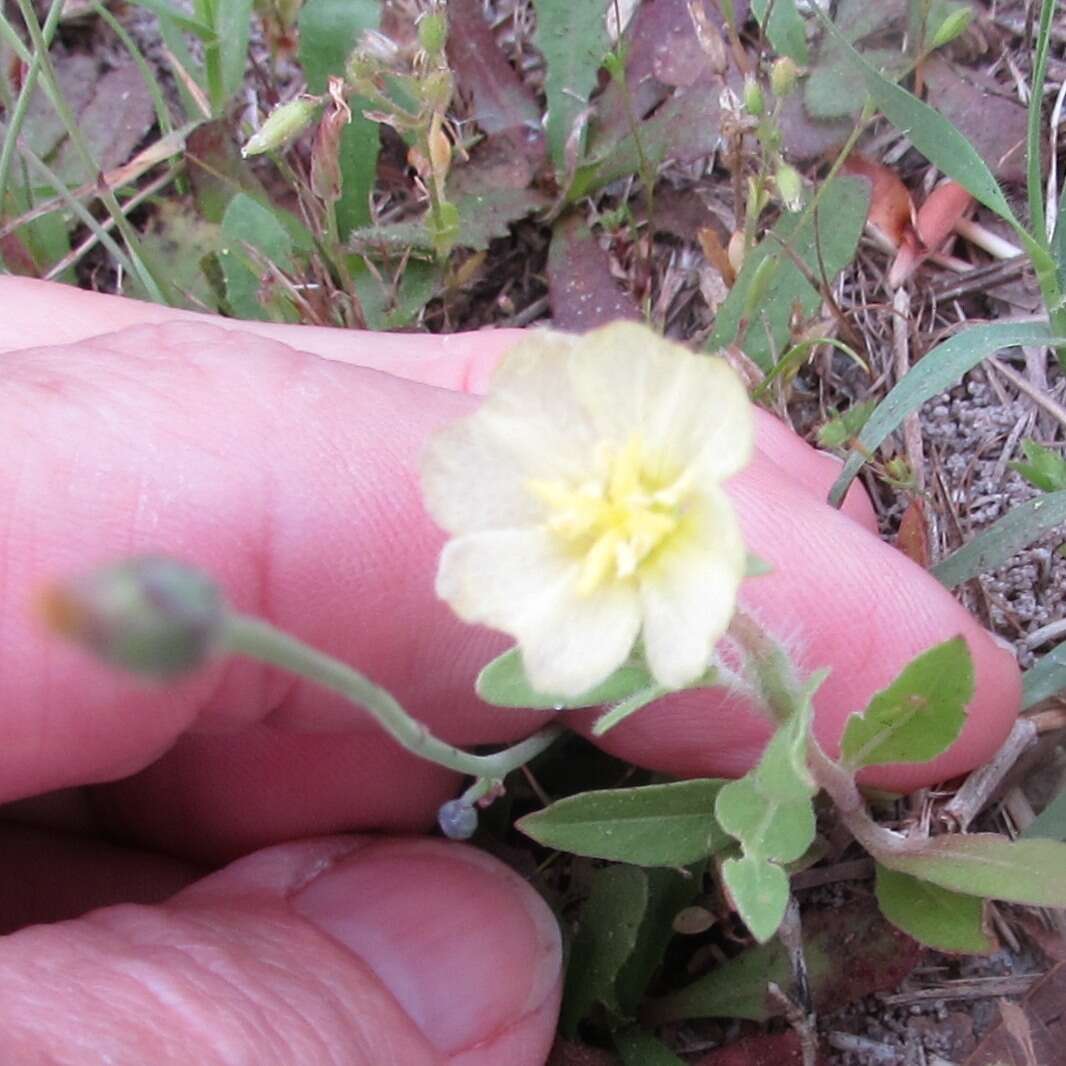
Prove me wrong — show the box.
[940,717,1039,831]
[893,286,928,493]
[988,356,1066,431]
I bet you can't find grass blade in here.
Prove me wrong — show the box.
[1022,643,1066,710]
[815,6,1017,226]
[827,321,1059,505]
[932,491,1066,589]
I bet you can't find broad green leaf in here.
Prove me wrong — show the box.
[561,864,648,1033]
[477,646,652,709]
[708,175,869,371]
[219,193,295,319]
[1010,440,1066,492]
[1022,643,1066,710]
[517,780,729,866]
[839,637,973,769]
[878,834,1066,907]
[216,0,255,101]
[533,0,609,174]
[805,47,903,120]
[298,0,379,234]
[721,853,790,944]
[1023,788,1066,841]
[615,1027,686,1066]
[828,321,1061,505]
[816,7,1017,225]
[716,777,815,863]
[875,864,995,954]
[751,0,808,64]
[932,491,1066,588]
[616,864,706,1012]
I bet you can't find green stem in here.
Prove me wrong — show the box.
[221,613,565,779]
[0,0,65,222]
[1027,0,1056,250]
[13,0,169,303]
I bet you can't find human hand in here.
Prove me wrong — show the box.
[0,277,1019,1064]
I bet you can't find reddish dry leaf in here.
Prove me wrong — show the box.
[896,497,931,568]
[842,153,914,249]
[547,212,641,331]
[915,180,973,252]
[446,0,542,137]
[693,1032,831,1066]
[0,232,40,276]
[923,57,1030,184]
[963,963,1065,1066]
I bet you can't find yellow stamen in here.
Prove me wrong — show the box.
[529,435,685,594]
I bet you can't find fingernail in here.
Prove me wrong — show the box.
[292,838,561,1055]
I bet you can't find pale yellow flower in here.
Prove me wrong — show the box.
[422,321,755,698]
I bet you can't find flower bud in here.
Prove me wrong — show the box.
[743,76,764,117]
[438,799,478,840]
[242,95,320,157]
[417,11,448,56]
[775,162,804,212]
[770,56,798,98]
[929,5,972,49]
[40,556,225,678]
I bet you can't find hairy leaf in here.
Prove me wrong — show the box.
[721,853,790,944]
[476,646,652,709]
[840,637,973,769]
[517,780,729,866]
[875,864,995,954]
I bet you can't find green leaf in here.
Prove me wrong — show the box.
[1022,643,1066,710]
[839,637,973,769]
[816,7,1017,225]
[533,0,609,174]
[932,491,1066,589]
[875,864,995,954]
[751,0,808,64]
[561,864,648,1033]
[1023,788,1066,841]
[614,1027,686,1066]
[592,683,671,736]
[517,780,730,866]
[298,0,380,234]
[125,0,217,41]
[878,834,1066,907]
[816,399,876,449]
[219,192,296,319]
[805,46,903,120]
[215,0,255,101]
[616,864,706,1013]
[721,853,790,944]
[476,646,653,710]
[1010,440,1066,492]
[716,777,815,863]
[708,175,869,371]
[827,321,1061,505]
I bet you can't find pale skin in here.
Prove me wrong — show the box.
[0,277,1020,1064]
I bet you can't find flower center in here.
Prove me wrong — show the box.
[528,435,689,595]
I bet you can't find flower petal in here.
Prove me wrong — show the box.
[639,488,746,689]
[437,528,641,696]
[567,322,754,483]
[423,331,600,535]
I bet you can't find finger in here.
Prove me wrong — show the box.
[0,836,562,1066]
[0,277,875,527]
[2,320,1015,859]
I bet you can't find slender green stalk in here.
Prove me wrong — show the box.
[22,148,141,280]
[195,0,225,114]
[0,0,65,223]
[221,613,565,779]
[1027,0,1056,249]
[13,0,169,302]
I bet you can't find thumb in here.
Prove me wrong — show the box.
[0,837,562,1066]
